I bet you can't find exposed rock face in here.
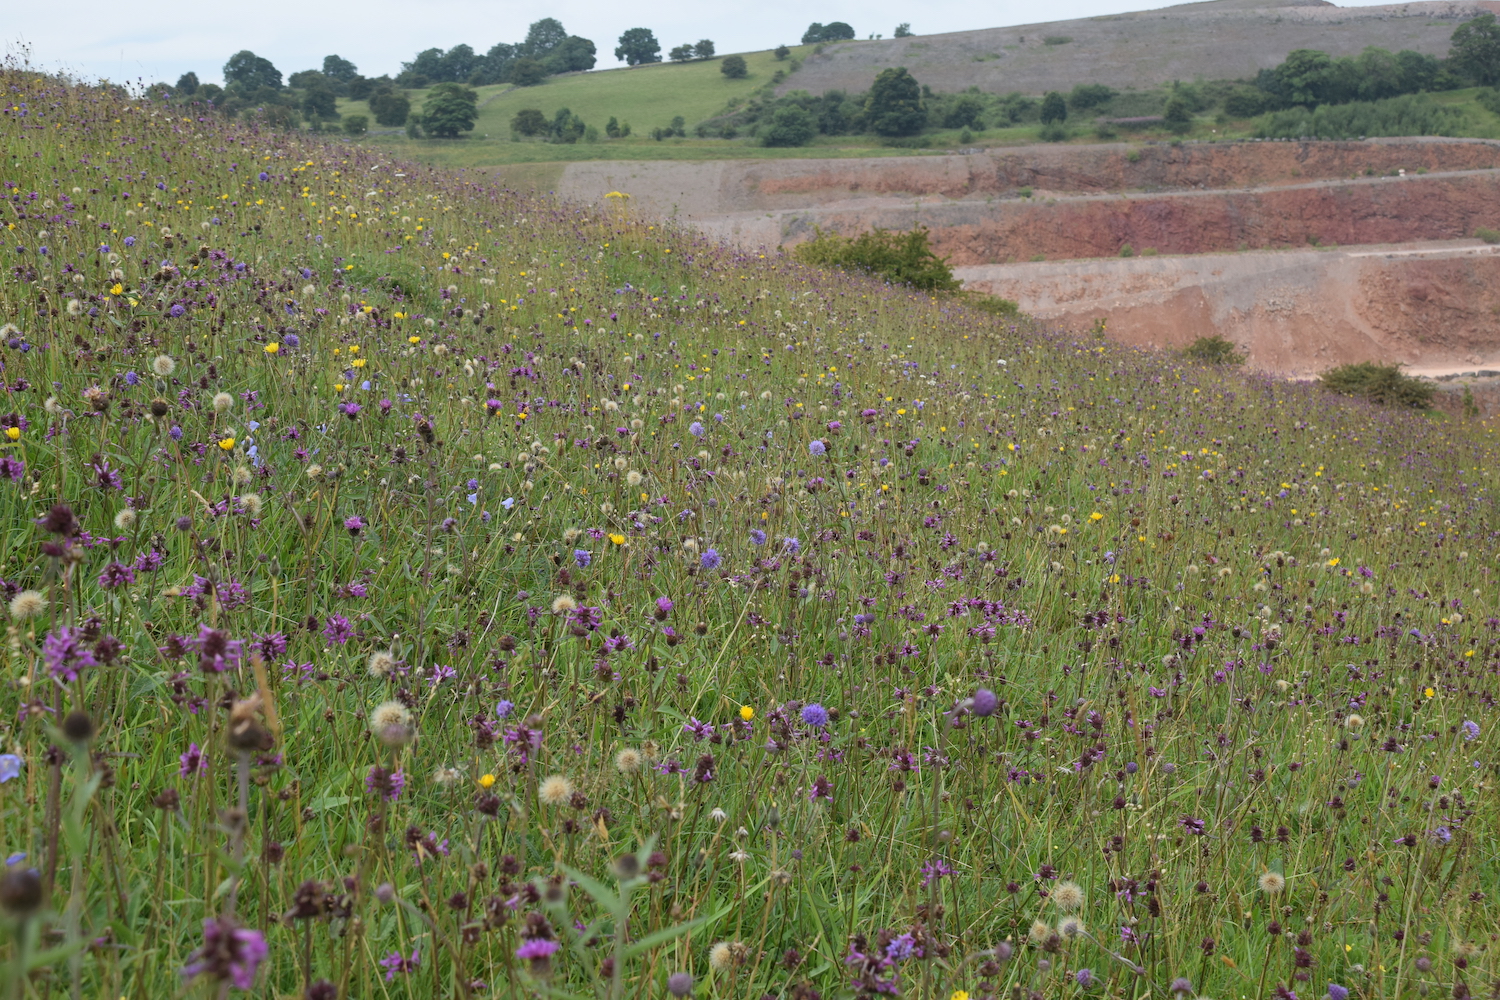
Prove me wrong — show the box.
[956,243,1500,376]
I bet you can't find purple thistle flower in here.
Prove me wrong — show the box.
[181,917,267,989]
[322,614,353,646]
[43,627,98,683]
[365,765,405,801]
[179,743,206,777]
[191,625,243,674]
[1076,968,1094,987]
[97,561,136,590]
[344,515,365,535]
[808,775,834,803]
[379,949,420,981]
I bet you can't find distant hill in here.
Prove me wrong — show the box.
[781,0,1500,96]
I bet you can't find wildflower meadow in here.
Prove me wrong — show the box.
[1,67,1498,1000]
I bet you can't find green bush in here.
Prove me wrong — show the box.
[1255,94,1469,139]
[1182,336,1245,365]
[1320,362,1435,408]
[793,227,961,291]
[341,114,368,136]
[1476,226,1500,244]
[721,55,748,79]
[963,293,1022,317]
[1039,123,1068,142]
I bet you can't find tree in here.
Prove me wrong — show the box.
[866,67,924,135]
[322,55,358,82]
[511,109,549,135]
[175,71,199,95]
[552,108,586,143]
[1163,95,1193,133]
[822,22,856,41]
[507,58,548,86]
[223,51,283,91]
[670,44,695,62]
[721,55,748,79]
[802,23,825,44]
[1451,13,1500,85]
[422,82,478,137]
[894,23,913,37]
[616,28,662,66]
[478,43,517,84]
[301,78,339,120]
[437,45,479,83]
[774,45,791,60]
[522,18,569,58]
[343,114,368,136]
[1040,91,1067,124]
[762,105,816,146]
[544,37,596,73]
[1067,83,1115,110]
[369,91,411,127]
[695,39,716,59]
[400,48,444,85]
[1273,49,1337,107]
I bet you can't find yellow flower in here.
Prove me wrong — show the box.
[409,336,421,344]
[1090,512,1104,521]
[109,283,124,295]
[739,705,754,721]
[608,533,625,545]
[477,773,496,789]
[349,345,359,354]
[4,427,19,441]
[352,358,366,368]
[1424,687,1436,698]
[951,992,970,1000]
[218,437,235,451]
[264,342,279,354]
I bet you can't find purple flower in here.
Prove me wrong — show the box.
[338,402,361,420]
[192,626,243,674]
[257,171,270,181]
[169,303,186,318]
[322,614,353,646]
[181,917,267,989]
[495,699,515,719]
[517,938,559,960]
[97,561,136,590]
[921,857,954,886]
[655,596,674,615]
[683,718,714,741]
[179,743,206,777]
[1464,720,1481,741]
[749,529,766,546]
[1327,986,1349,1000]
[0,754,23,783]
[884,933,920,962]
[809,440,826,455]
[700,548,721,570]
[971,688,997,717]
[574,549,592,568]
[801,703,830,728]
[365,765,405,801]
[283,333,300,348]
[1076,968,1094,987]
[688,421,705,438]
[43,627,98,683]
[808,775,834,803]
[783,537,800,554]
[379,949,420,981]
[344,515,365,535]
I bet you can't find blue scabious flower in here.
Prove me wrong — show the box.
[700,548,721,569]
[0,754,21,783]
[749,529,766,545]
[689,421,705,438]
[783,537,800,554]
[809,440,826,455]
[574,549,591,568]
[801,703,829,728]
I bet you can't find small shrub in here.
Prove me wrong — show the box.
[342,114,368,136]
[1119,244,1134,258]
[1038,123,1068,142]
[793,227,961,291]
[1043,35,1073,45]
[1476,226,1500,244]
[1182,336,1245,365]
[721,55,748,79]
[1320,362,1436,408]
[964,293,1021,317]
[1141,247,1158,256]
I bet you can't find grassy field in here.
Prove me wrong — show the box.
[3,68,1500,1000]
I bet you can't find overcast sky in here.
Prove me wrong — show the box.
[6,0,1406,87]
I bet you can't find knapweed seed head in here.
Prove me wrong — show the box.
[9,590,47,621]
[551,594,578,614]
[212,392,234,413]
[367,650,398,678]
[1258,872,1286,894]
[708,940,747,972]
[150,354,176,377]
[1051,881,1085,911]
[615,748,642,773]
[539,774,575,806]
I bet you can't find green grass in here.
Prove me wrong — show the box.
[4,67,1500,1000]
